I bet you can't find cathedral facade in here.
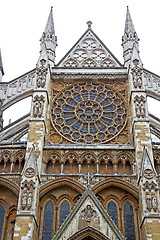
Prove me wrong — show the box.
[0,7,160,240]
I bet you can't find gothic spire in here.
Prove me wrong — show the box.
[38,7,57,67]
[0,49,4,82]
[122,7,139,67]
[42,6,55,39]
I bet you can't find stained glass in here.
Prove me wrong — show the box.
[0,204,5,240]
[124,202,136,240]
[42,201,54,240]
[107,201,118,227]
[59,200,70,226]
[51,83,127,144]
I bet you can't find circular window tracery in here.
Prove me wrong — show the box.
[51,83,127,144]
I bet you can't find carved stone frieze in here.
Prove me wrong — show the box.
[134,95,146,118]
[33,95,45,118]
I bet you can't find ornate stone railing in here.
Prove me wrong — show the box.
[144,69,160,100]
[0,69,36,110]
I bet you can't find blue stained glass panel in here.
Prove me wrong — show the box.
[80,124,88,135]
[59,200,70,226]
[81,92,88,100]
[96,94,105,102]
[42,201,54,240]
[62,105,74,111]
[66,99,77,106]
[0,204,5,240]
[73,94,81,102]
[66,118,77,126]
[101,118,113,126]
[104,113,116,119]
[96,122,106,132]
[62,113,74,118]
[72,122,82,131]
[124,202,136,240]
[90,124,98,135]
[107,201,118,227]
[101,99,112,106]
[90,92,97,101]
[103,105,116,111]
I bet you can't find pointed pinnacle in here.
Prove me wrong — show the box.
[124,6,136,34]
[44,7,55,36]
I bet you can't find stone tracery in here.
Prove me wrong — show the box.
[51,83,127,144]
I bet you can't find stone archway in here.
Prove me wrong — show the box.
[68,226,110,240]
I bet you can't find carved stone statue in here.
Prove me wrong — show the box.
[27,191,33,210]
[131,59,143,88]
[33,95,45,118]
[134,95,146,118]
[36,63,47,88]
[21,190,28,210]
[146,193,152,212]
[81,204,97,222]
[152,193,158,212]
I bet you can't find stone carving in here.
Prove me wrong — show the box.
[145,193,152,212]
[81,204,97,222]
[143,169,154,179]
[152,193,158,212]
[21,189,33,211]
[33,95,45,118]
[25,167,35,178]
[145,192,158,212]
[27,191,33,210]
[36,59,48,88]
[131,59,143,88]
[101,58,115,67]
[134,95,146,118]
[21,190,28,210]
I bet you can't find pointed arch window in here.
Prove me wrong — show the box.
[59,200,70,227]
[123,201,136,240]
[107,200,118,227]
[0,204,5,239]
[42,200,54,240]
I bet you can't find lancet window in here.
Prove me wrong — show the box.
[0,204,5,240]
[42,200,54,240]
[59,200,70,227]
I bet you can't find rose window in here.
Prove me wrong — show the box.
[51,83,127,144]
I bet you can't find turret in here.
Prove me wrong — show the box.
[38,7,57,67]
[122,7,139,67]
[0,49,4,82]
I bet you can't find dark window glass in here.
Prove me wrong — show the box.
[107,201,118,227]
[42,201,54,240]
[59,200,70,226]
[124,202,136,240]
[0,204,5,239]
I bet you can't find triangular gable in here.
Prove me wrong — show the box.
[53,186,124,240]
[57,28,123,68]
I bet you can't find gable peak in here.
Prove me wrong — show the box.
[58,24,122,68]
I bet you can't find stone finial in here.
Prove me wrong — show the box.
[87,21,92,29]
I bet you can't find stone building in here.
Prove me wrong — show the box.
[0,6,160,240]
